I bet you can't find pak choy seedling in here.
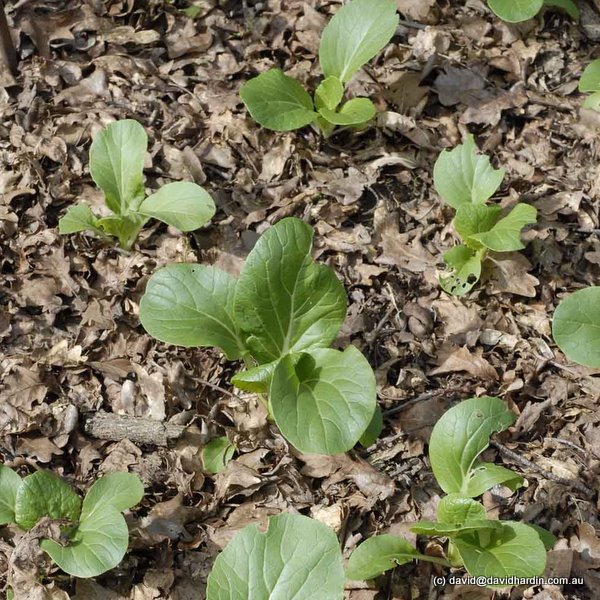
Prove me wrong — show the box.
[239,0,398,135]
[346,397,555,585]
[433,135,537,296]
[59,119,216,249]
[139,216,380,456]
[0,468,143,579]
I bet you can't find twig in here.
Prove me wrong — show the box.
[491,441,594,496]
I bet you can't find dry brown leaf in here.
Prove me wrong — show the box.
[431,346,498,380]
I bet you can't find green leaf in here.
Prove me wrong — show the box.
[80,472,143,521]
[15,471,81,531]
[544,0,579,19]
[96,213,148,249]
[529,524,557,550]
[239,69,318,131]
[552,287,600,367]
[428,397,516,497]
[234,217,346,363]
[137,182,216,231]
[270,347,376,455]
[140,264,244,360]
[453,522,547,579]
[206,513,345,600]
[580,59,600,92]
[58,203,102,235]
[318,98,376,126]
[89,120,147,214]
[433,135,505,209]
[346,535,421,581]
[0,465,22,525]
[437,495,487,524]
[410,519,502,536]
[487,0,543,22]
[231,361,277,393]
[465,463,523,497]
[319,0,399,84]
[582,91,600,111]
[314,76,344,111]
[41,503,129,578]
[454,205,502,243]
[440,244,482,297]
[359,405,383,448]
[469,204,537,252]
[202,437,236,474]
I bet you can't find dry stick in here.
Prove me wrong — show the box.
[491,441,594,496]
[0,1,17,75]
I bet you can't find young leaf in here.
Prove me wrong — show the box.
[231,361,277,393]
[58,203,102,235]
[440,244,482,297]
[96,213,148,250]
[0,465,22,525]
[15,471,82,531]
[234,217,346,363]
[239,69,318,131]
[137,181,216,231]
[466,463,523,497]
[410,519,502,536]
[433,135,505,209]
[544,0,579,19]
[487,0,543,22]
[552,287,600,367]
[454,205,502,243]
[318,98,376,126]
[469,204,537,252]
[206,513,345,600]
[140,264,244,360]
[428,397,516,497]
[80,472,143,521]
[529,524,557,550]
[270,347,376,455]
[41,503,129,578]
[359,405,383,448]
[202,437,236,474]
[314,76,344,111]
[580,59,600,92]
[453,522,547,578]
[89,119,147,214]
[437,495,487,524]
[319,0,399,84]
[346,535,421,581]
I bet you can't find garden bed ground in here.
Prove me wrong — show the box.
[1,0,600,598]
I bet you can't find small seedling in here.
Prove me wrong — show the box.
[553,286,600,367]
[139,217,379,455]
[207,513,345,599]
[59,119,216,249]
[0,467,143,578]
[346,397,555,585]
[433,135,537,296]
[239,0,399,135]
[487,0,578,22]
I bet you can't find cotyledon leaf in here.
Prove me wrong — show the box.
[206,513,345,600]
[439,244,482,297]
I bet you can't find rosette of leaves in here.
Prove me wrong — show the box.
[0,468,143,578]
[139,217,379,455]
[206,513,345,599]
[59,119,216,249]
[346,397,555,585]
[433,135,537,296]
[239,0,399,135]
[486,0,578,22]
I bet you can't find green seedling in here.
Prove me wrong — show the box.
[239,0,398,135]
[207,513,345,599]
[59,119,216,249]
[487,0,578,22]
[347,397,554,585]
[139,217,379,455]
[202,437,236,474]
[433,135,537,296]
[578,59,600,111]
[553,286,600,367]
[0,467,143,578]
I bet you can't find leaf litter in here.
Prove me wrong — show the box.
[0,0,599,598]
